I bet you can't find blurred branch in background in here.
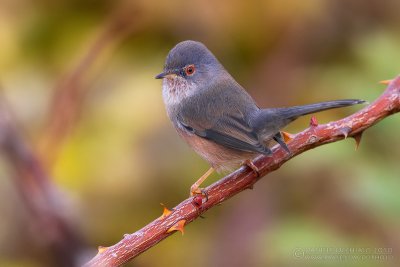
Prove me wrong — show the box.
[0,90,86,267]
[84,78,399,267]
[38,1,144,167]
[0,3,148,266]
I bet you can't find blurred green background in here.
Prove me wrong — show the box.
[0,0,399,266]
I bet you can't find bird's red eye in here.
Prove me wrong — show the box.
[185,65,195,76]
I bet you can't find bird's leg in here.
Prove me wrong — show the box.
[244,159,260,177]
[190,167,214,197]
[273,132,291,154]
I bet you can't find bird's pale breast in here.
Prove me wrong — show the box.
[176,128,258,173]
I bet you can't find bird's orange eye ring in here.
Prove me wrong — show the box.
[185,65,196,76]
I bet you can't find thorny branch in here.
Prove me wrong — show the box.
[84,76,399,267]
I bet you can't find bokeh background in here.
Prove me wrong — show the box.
[0,0,399,266]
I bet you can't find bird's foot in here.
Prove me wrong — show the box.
[244,159,260,177]
[189,167,214,202]
[190,185,209,202]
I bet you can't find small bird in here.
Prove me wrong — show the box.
[156,40,364,196]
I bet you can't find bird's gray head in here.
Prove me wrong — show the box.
[156,40,224,105]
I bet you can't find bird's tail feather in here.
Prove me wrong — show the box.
[276,99,365,120]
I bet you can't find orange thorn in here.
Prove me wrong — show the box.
[281,131,295,143]
[167,219,186,235]
[98,246,108,254]
[379,79,393,85]
[160,203,172,218]
[352,132,363,150]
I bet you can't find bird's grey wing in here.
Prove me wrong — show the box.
[177,113,272,155]
[175,75,272,155]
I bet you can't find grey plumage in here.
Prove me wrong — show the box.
[156,40,365,171]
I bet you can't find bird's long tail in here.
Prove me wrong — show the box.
[276,99,365,120]
[256,99,365,154]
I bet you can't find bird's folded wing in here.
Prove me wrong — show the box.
[177,114,271,155]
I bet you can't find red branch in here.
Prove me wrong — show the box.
[84,77,400,267]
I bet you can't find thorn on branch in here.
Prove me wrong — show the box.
[352,132,364,150]
[167,220,186,235]
[379,79,393,85]
[98,246,108,254]
[310,116,318,127]
[160,203,172,218]
[281,131,294,143]
[339,126,352,139]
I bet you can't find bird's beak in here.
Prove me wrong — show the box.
[155,70,177,79]
[155,72,167,79]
